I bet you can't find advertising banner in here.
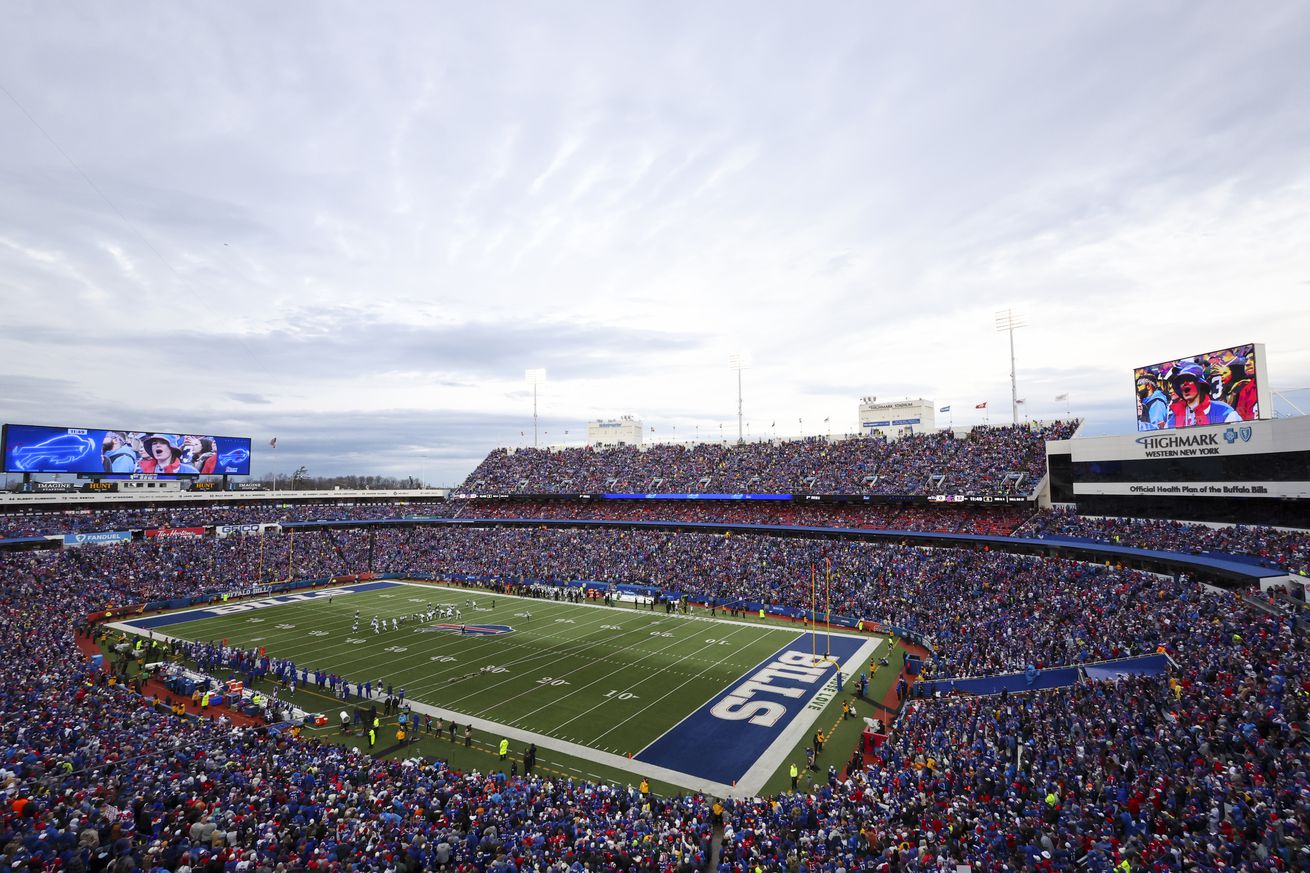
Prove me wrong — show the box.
[1073,481,1310,499]
[216,523,281,538]
[2,423,252,475]
[29,481,76,493]
[63,530,133,547]
[144,527,206,540]
[1070,419,1278,463]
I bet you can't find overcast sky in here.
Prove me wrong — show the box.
[2,2,1308,485]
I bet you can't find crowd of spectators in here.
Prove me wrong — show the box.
[1020,506,1310,575]
[459,423,1078,497]
[0,501,452,540]
[452,500,1027,535]
[4,499,1310,870]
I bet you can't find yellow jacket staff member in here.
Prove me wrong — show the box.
[498,738,509,760]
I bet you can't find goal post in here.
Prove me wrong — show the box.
[810,559,841,668]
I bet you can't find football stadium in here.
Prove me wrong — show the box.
[5,5,1310,872]
[3,405,1310,870]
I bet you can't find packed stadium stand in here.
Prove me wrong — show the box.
[3,418,1309,872]
[448,500,1031,535]
[458,423,1078,496]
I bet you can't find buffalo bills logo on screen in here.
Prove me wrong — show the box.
[415,623,513,636]
[12,433,97,471]
[218,448,251,469]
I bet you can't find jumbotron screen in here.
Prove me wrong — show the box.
[1134,342,1266,431]
[1,424,252,475]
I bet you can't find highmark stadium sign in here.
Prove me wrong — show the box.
[1134,427,1251,458]
[1070,420,1275,463]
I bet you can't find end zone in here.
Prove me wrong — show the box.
[109,580,403,631]
[635,630,881,793]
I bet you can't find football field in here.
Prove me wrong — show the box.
[113,580,883,795]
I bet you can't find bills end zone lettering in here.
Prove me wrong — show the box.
[124,581,402,629]
[636,632,868,786]
[708,650,829,727]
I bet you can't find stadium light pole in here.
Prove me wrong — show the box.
[729,354,747,444]
[994,309,1027,426]
[525,369,547,448]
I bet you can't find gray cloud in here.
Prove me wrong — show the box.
[9,314,704,387]
[252,408,567,486]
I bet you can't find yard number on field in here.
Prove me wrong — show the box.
[537,676,571,686]
[604,689,639,700]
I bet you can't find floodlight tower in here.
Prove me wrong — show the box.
[994,309,1026,425]
[525,369,547,447]
[729,354,747,444]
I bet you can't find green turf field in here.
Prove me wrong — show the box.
[116,580,888,795]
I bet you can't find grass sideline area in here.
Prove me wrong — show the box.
[109,580,895,795]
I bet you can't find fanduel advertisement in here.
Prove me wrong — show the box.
[2,423,252,475]
[63,531,133,547]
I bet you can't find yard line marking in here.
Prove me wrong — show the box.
[581,622,779,746]
[532,619,764,735]
[436,606,724,712]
